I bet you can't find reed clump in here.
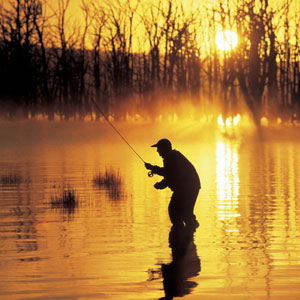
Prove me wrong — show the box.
[51,188,77,213]
[93,168,122,187]
[0,174,23,185]
[93,168,122,199]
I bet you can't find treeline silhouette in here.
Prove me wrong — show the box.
[0,0,299,125]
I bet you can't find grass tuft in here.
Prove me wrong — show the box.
[93,168,122,199]
[51,188,77,213]
[0,174,23,185]
[93,168,122,187]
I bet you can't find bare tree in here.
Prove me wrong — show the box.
[0,0,47,118]
[90,1,107,119]
[53,0,81,119]
[32,0,56,119]
[141,0,164,90]
[234,0,276,126]
[104,0,139,101]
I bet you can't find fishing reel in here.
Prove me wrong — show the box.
[148,170,154,177]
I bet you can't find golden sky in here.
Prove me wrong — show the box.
[54,0,299,41]
[2,0,299,50]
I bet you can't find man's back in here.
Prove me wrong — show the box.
[163,150,200,191]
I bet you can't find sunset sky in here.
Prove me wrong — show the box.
[2,0,299,52]
[69,0,298,49]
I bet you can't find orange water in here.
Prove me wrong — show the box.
[0,121,300,300]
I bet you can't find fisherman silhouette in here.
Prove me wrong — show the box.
[145,139,201,228]
[159,225,201,300]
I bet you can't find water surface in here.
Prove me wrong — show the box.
[0,121,300,300]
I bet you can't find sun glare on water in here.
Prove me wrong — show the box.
[216,30,238,51]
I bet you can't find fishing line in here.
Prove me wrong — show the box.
[91,98,146,164]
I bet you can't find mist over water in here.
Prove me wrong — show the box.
[0,120,300,300]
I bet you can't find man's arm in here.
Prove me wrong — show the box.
[154,179,168,190]
[144,163,165,176]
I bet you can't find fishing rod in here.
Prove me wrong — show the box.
[91,98,153,176]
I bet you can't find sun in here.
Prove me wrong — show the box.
[216,30,238,51]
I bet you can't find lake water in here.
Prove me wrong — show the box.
[0,120,300,300]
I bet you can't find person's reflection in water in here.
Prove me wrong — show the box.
[159,225,201,300]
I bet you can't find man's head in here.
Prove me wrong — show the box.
[151,138,172,158]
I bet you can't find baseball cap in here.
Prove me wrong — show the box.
[151,138,172,149]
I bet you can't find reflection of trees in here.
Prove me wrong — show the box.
[220,141,300,296]
[9,206,39,259]
[0,0,299,124]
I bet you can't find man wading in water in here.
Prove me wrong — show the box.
[145,139,201,229]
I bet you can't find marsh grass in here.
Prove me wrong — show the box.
[93,168,123,199]
[51,188,77,213]
[0,174,24,185]
[93,168,122,186]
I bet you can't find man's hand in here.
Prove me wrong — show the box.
[154,181,167,190]
[144,162,153,170]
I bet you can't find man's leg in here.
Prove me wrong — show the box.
[183,188,199,228]
[168,192,184,227]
